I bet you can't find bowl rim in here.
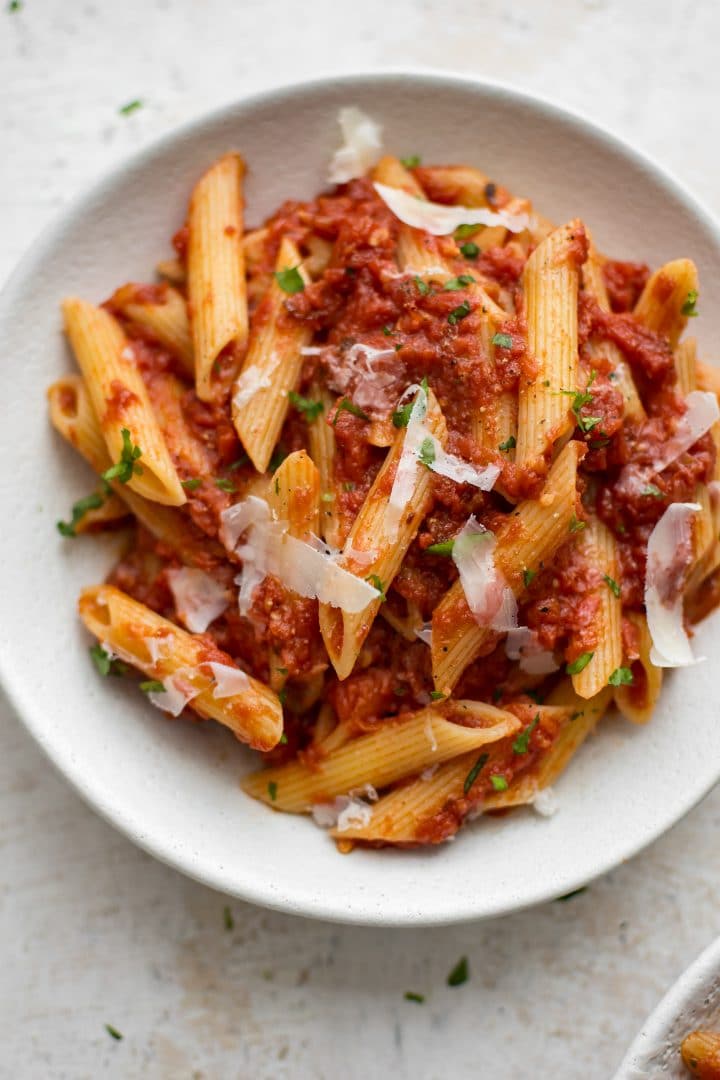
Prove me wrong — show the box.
[3,68,720,926]
[613,935,720,1078]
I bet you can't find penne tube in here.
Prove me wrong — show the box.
[306,380,340,545]
[62,299,186,506]
[79,585,282,751]
[613,612,662,724]
[111,283,194,379]
[680,1030,720,1075]
[319,390,448,680]
[242,701,521,812]
[697,359,720,399]
[686,483,719,596]
[633,258,698,348]
[432,439,582,692]
[571,518,623,699]
[187,153,248,401]
[266,450,320,541]
[232,236,313,472]
[156,257,186,286]
[674,336,697,395]
[516,221,585,470]
[372,155,451,279]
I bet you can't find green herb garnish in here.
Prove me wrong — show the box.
[499,434,516,452]
[569,515,586,533]
[101,428,143,486]
[430,691,446,701]
[414,276,430,296]
[447,300,471,325]
[57,491,105,537]
[609,666,633,686]
[459,241,479,259]
[492,332,513,349]
[118,99,143,116]
[463,752,489,795]
[392,401,414,428]
[426,539,454,556]
[447,956,469,987]
[181,477,202,491]
[139,680,164,693]
[443,274,475,291]
[367,574,386,601]
[603,574,621,598]
[522,568,536,588]
[401,155,421,168]
[223,906,234,930]
[268,781,278,801]
[404,991,425,1003]
[418,437,436,467]
[105,1024,123,1041]
[682,289,699,317]
[274,266,305,294]
[454,224,478,240]
[89,644,126,678]
[333,398,370,425]
[490,775,508,792]
[641,483,663,498]
[215,477,236,493]
[566,651,594,675]
[512,713,539,755]
[289,390,324,422]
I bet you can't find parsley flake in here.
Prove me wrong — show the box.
[404,991,425,1003]
[444,274,475,291]
[454,224,478,240]
[267,781,278,801]
[641,483,663,498]
[118,99,143,116]
[447,956,469,987]
[426,539,454,556]
[139,680,164,693]
[57,491,105,537]
[463,751,489,795]
[101,428,143,486]
[274,266,305,294]
[603,574,621,598]
[430,691,446,701]
[215,477,236,493]
[566,651,594,675]
[492,332,513,349]
[382,324,394,336]
[105,1024,123,1041]
[367,574,386,601]
[414,276,431,296]
[499,434,516,452]
[448,300,471,325]
[460,241,479,259]
[289,390,324,422]
[513,713,540,755]
[609,666,633,686]
[181,477,202,491]
[682,289,699,317]
[418,437,436,467]
[7,0,22,10]
[223,905,234,931]
[279,733,288,745]
[401,155,421,168]
[569,515,586,534]
[490,775,508,792]
[392,401,414,428]
[522,568,536,588]
[333,398,369,425]
[89,644,126,678]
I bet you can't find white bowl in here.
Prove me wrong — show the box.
[615,936,720,1078]
[2,71,720,926]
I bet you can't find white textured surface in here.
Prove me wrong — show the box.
[2,2,720,1077]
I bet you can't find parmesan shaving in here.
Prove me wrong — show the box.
[311,795,374,831]
[373,182,530,236]
[452,516,517,631]
[220,496,381,615]
[207,661,251,699]
[505,627,559,675]
[532,788,558,818]
[414,622,433,646]
[232,363,273,411]
[147,669,201,718]
[167,567,229,633]
[328,107,383,183]
[653,391,719,472]
[645,501,703,667]
[144,633,172,666]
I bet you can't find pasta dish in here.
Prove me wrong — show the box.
[48,107,720,849]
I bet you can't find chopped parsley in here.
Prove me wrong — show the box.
[522,568,536,588]
[492,332,513,349]
[279,733,288,745]
[414,276,431,296]
[561,374,601,433]
[288,390,324,422]
[447,300,471,325]
[392,400,414,428]
[118,99,143,116]
[681,288,699,317]
[512,713,540,755]
[454,223,478,240]
[460,241,480,259]
[333,398,369,425]
[490,775,508,792]
[367,574,386,600]
[215,477,236,493]
[320,492,334,502]
[57,491,105,537]
[463,751,489,795]
[181,477,202,491]
[426,539,454,556]
[101,428,143,486]
[566,651,594,675]
[274,477,280,495]
[609,666,633,686]
[89,644,126,678]
[7,0,22,9]
[278,689,287,705]
[443,274,475,291]
[499,434,516,452]
[267,781,278,801]
[447,956,469,987]
[641,483,663,498]
[343,481,356,492]
[105,1024,123,1041]
[568,515,586,533]
[139,680,164,693]
[401,155,421,168]
[223,905,234,931]
[603,574,621,598]
[430,691,446,701]
[418,437,436,467]
[404,991,425,1003]
[382,324,395,336]
[274,266,305,294]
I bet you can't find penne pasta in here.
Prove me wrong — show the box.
[242,701,521,812]
[62,299,187,506]
[306,380,340,545]
[571,517,623,699]
[187,153,248,401]
[432,439,582,692]
[79,585,282,750]
[232,236,313,472]
[674,336,697,395]
[111,283,194,379]
[613,612,662,724]
[372,155,452,279]
[633,258,698,348]
[266,450,320,542]
[516,221,585,470]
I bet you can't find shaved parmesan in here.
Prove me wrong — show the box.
[373,182,530,236]
[148,669,201,717]
[653,391,719,472]
[384,384,428,541]
[505,627,559,675]
[429,447,501,490]
[328,107,383,183]
[207,661,250,699]
[167,567,229,633]
[345,545,378,567]
[300,346,324,356]
[452,516,517,631]
[532,788,558,818]
[101,639,135,665]
[144,633,172,666]
[233,363,273,411]
[311,795,374,831]
[424,715,438,752]
[221,496,381,615]
[645,501,703,667]
[415,622,433,646]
